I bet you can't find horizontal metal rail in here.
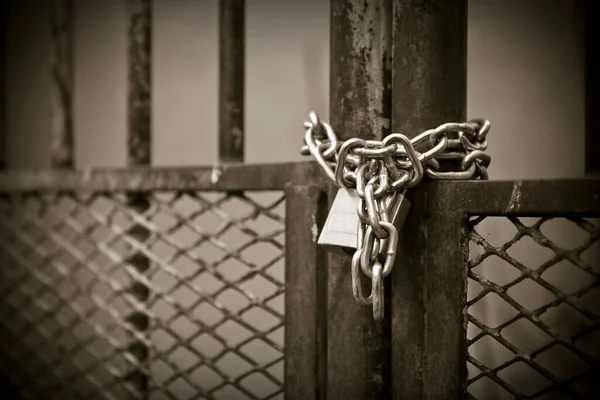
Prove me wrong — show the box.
[0,162,326,192]
[432,179,600,217]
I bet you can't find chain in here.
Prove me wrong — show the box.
[301,111,491,320]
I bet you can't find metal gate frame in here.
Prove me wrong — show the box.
[0,162,327,399]
[0,168,598,400]
[1,0,599,399]
[392,179,600,399]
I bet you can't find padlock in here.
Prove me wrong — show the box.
[318,187,410,256]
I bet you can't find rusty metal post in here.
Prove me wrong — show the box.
[126,0,151,397]
[390,0,468,399]
[50,0,74,169]
[284,182,328,400]
[586,0,599,176]
[328,0,393,398]
[219,0,245,163]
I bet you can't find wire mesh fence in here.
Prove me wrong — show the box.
[1,176,599,400]
[0,189,286,400]
[467,216,600,399]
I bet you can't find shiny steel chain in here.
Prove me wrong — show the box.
[301,111,491,320]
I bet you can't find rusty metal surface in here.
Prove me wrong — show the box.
[284,183,328,400]
[328,0,393,398]
[391,186,469,400]
[431,179,600,217]
[0,188,289,399]
[127,0,151,167]
[126,0,153,395]
[391,0,467,135]
[389,1,468,398]
[50,0,74,169]
[219,0,245,163]
[0,162,325,192]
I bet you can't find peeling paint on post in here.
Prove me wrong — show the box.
[219,0,245,163]
[390,1,469,399]
[329,0,393,399]
[331,0,393,142]
[391,0,467,134]
[50,0,74,169]
[126,0,151,397]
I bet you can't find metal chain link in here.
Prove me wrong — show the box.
[301,111,492,320]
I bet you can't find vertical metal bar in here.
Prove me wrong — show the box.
[50,0,74,169]
[394,187,469,399]
[585,0,599,176]
[284,183,328,400]
[128,0,152,167]
[390,0,468,398]
[126,0,151,397]
[391,0,467,133]
[329,0,393,399]
[392,0,467,172]
[0,0,7,171]
[219,0,245,163]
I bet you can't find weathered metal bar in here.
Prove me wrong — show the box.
[219,0,245,163]
[284,182,328,400]
[126,0,151,397]
[586,0,599,176]
[127,0,151,167]
[0,1,6,171]
[0,161,325,192]
[392,0,467,173]
[329,0,393,398]
[390,0,468,398]
[433,179,600,217]
[393,186,470,399]
[50,0,74,169]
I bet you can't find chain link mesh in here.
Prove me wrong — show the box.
[3,183,599,399]
[0,189,286,400]
[467,216,600,399]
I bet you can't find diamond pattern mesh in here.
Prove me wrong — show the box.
[0,190,286,400]
[467,216,600,399]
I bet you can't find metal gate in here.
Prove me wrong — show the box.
[0,1,599,399]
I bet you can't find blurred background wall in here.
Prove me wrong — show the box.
[2,0,592,399]
[5,0,585,175]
